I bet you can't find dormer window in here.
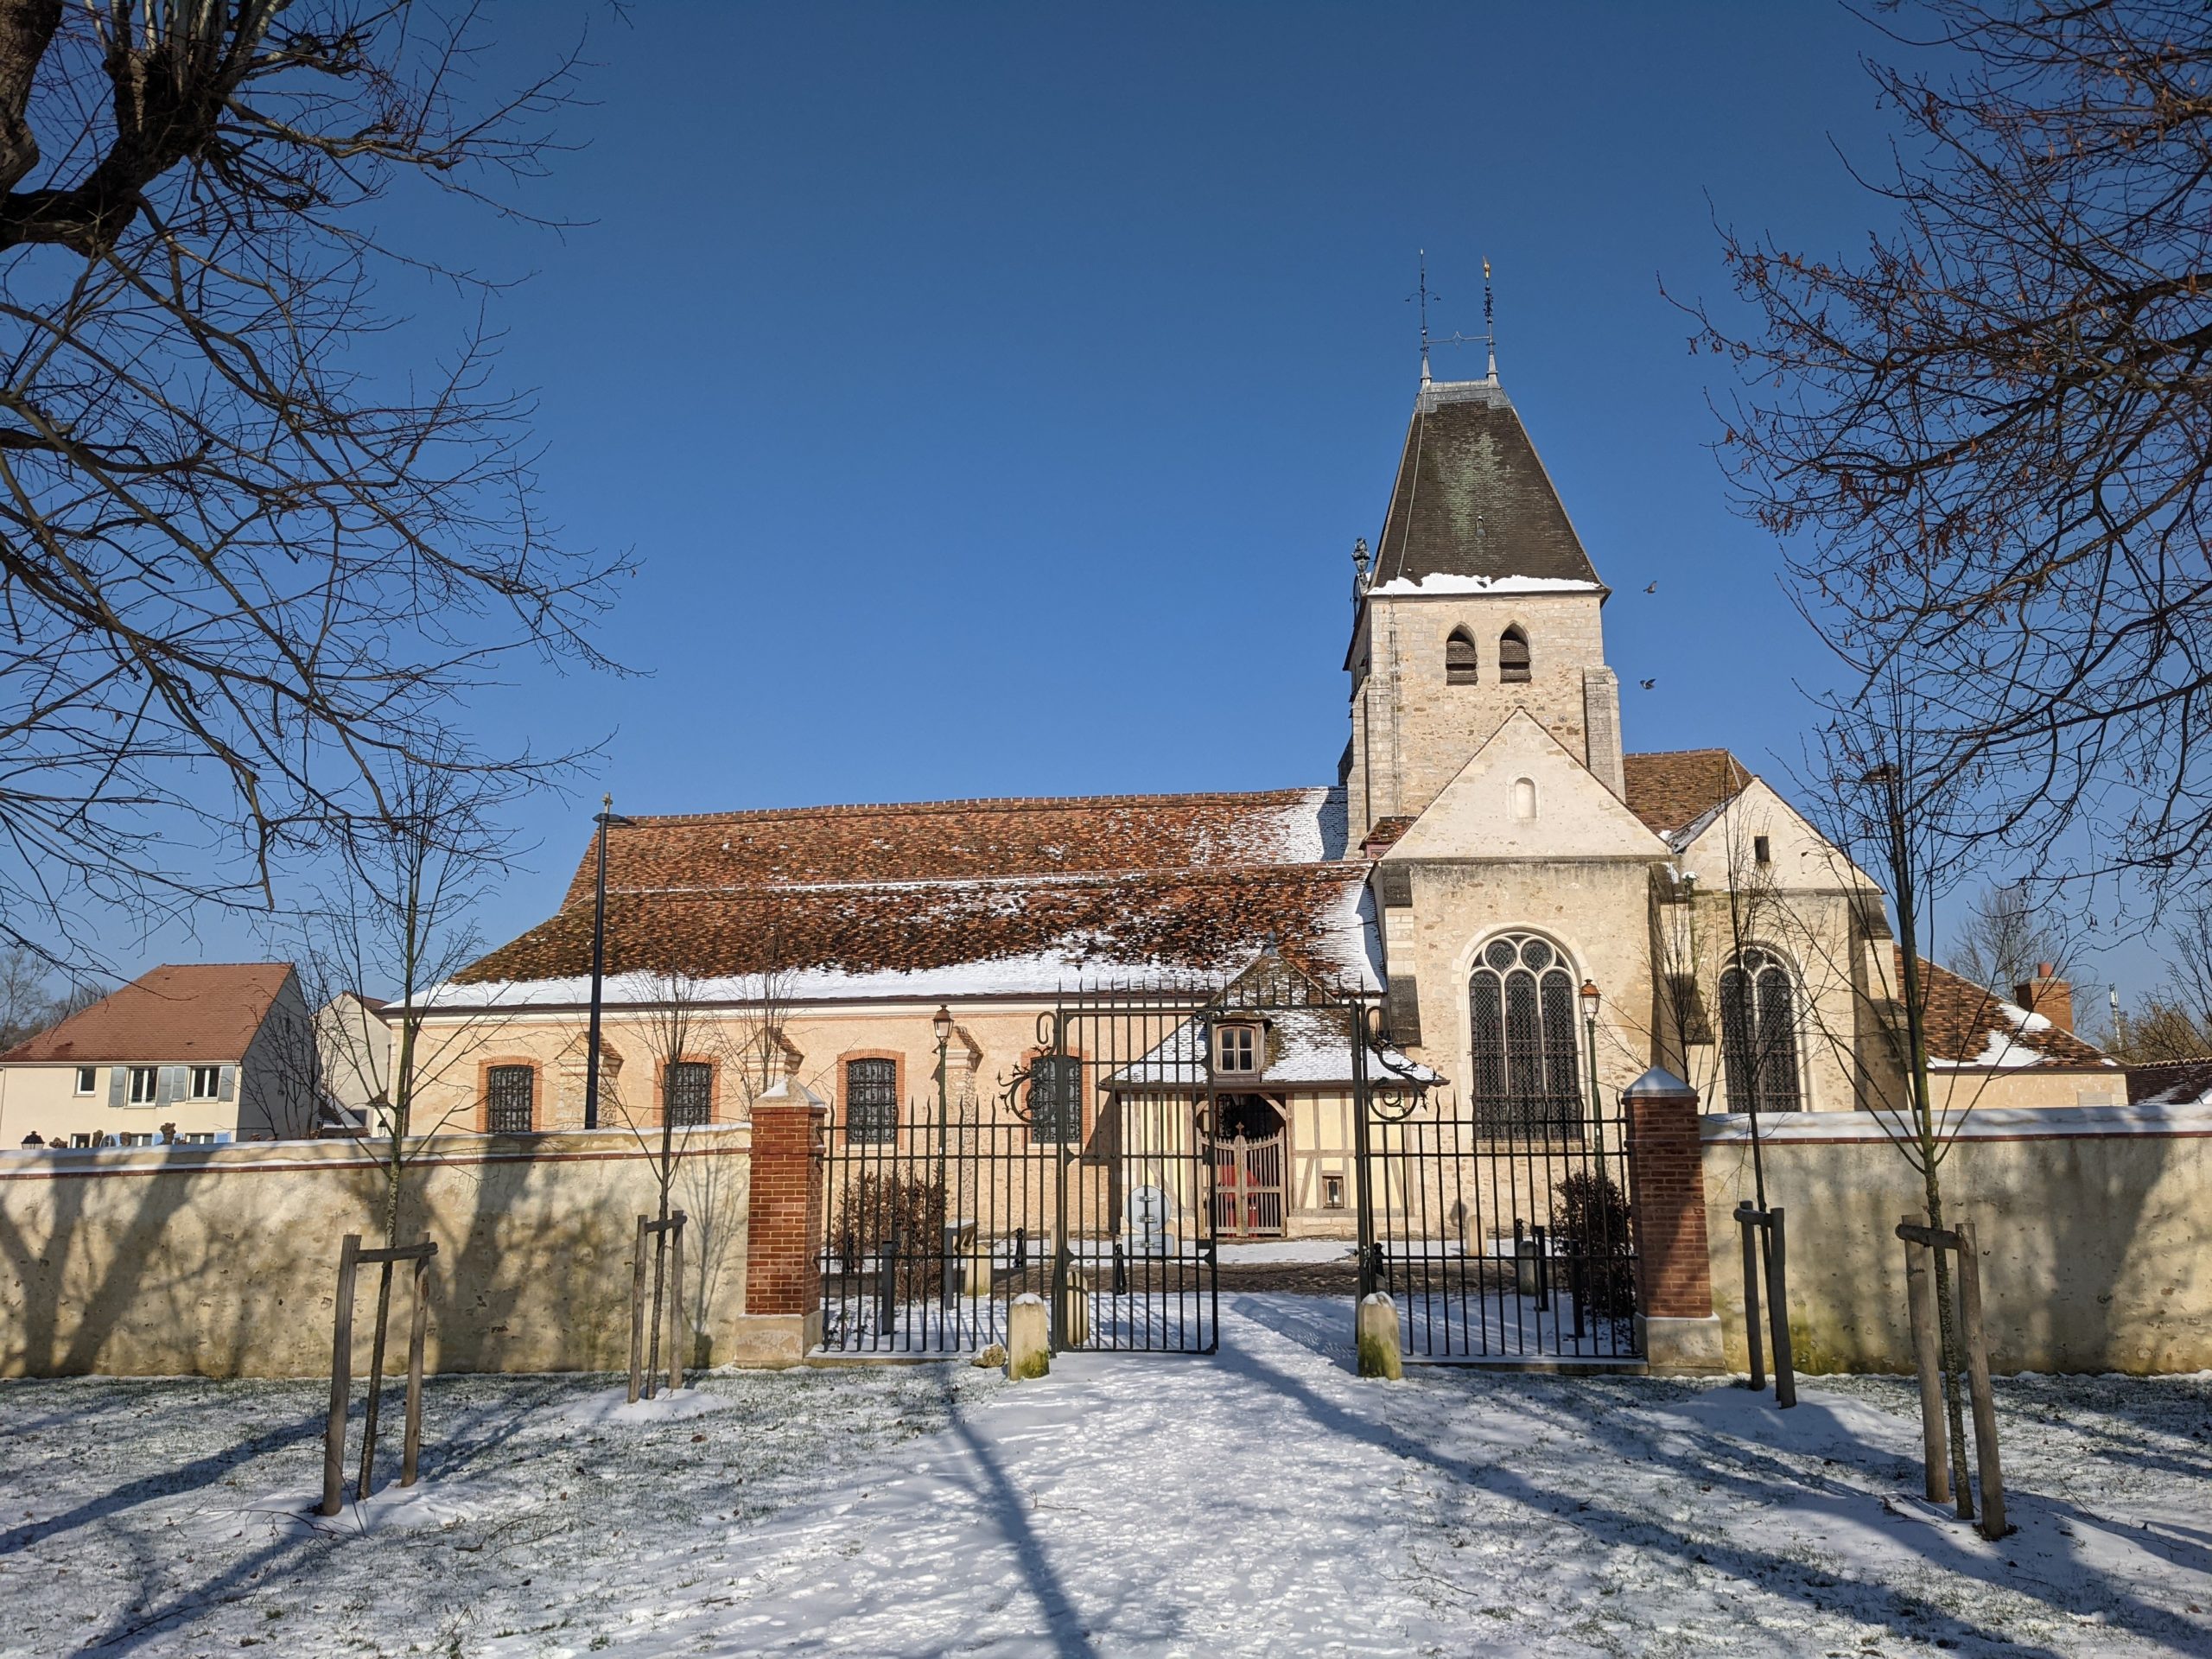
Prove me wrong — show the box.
[1446,628,1478,684]
[1499,626,1531,683]
[1213,1023,1260,1077]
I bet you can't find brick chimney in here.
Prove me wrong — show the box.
[2013,963,2073,1033]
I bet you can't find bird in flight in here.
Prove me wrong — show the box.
[1640,678,1656,690]
[1644,582,1657,594]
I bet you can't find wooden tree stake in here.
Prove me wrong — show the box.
[628,1214,651,1405]
[1738,1204,1765,1389]
[1901,1213,1952,1504]
[321,1234,361,1518]
[1954,1218,2007,1538]
[1765,1205,1796,1408]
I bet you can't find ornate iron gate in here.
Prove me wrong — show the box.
[817,953,1378,1357]
[1358,1086,1641,1362]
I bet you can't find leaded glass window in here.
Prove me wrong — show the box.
[486,1065,535,1134]
[1467,932,1582,1137]
[844,1058,897,1143]
[1719,948,1802,1113]
[666,1060,713,1127]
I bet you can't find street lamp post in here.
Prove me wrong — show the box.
[1579,978,1602,1128]
[931,1006,954,1310]
[583,795,634,1132]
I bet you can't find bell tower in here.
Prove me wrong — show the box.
[1343,371,1622,848]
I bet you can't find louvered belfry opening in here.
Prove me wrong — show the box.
[1498,626,1532,683]
[1446,629,1479,684]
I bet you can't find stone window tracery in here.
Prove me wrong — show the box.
[1467,932,1582,1137]
[1719,946,1803,1113]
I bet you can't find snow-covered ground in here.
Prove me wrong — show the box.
[3,1295,2208,1656]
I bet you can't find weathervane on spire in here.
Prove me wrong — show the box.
[1484,256,1497,384]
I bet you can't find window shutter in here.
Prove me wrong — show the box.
[156,1065,183,1107]
[219,1065,237,1102]
[1376,864,1413,909]
[106,1067,125,1109]
[1385,975,1422,1046]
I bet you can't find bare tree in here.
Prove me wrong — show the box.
[1685,1,2212,894]
[2109,898,2212,1059]
[281,757,516,1484]
[0,942,101,1047]
[603,969,737,1395]
[0,2,626,970]
[1789,683,2040,1525]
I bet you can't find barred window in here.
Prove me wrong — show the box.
[1719,948,1802,1114]
[844,1058,897,1143]
[666,1061,714,1127]
[1027,1053,1084,1145]
[1499,626,1531,683]
[1468,932,1581,1137]
[486,1065,535,1134]
[1446,628,1478,684]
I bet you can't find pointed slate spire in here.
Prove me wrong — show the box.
[1370,371,1603,591]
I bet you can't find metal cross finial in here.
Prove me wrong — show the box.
[1484,256,1497,384]
[1409,250,1435,385]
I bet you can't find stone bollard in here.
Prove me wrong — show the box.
[1058,1266,1091,1348]
[1007,1294,1051,1380]
[1357,1292,1403,1380]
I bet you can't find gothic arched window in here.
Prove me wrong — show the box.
[1468,932,1582,1137]
[1719,947,1802,1114]
[1446,628,1479,684]
[1499,626,1531,683]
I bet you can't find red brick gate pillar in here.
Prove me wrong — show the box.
[1622,1067,1726,1375]
[734,1081,828,1366]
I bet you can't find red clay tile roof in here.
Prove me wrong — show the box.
[1910,953,2112,1068]
[1,963,296,1064]
[460,789,1369,989]
[1621,749,1754,836]
[2125,1057,2212,1105]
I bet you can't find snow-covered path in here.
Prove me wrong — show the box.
[2,1295,2208,1656]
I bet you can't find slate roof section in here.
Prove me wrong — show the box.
[1912,954,2114,1069]
[458,789,1376,994]
[1620,749,1754,837]
[1,963,296,1064]
[1370,378,1602,589]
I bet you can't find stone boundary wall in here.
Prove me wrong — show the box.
[1701,1103,2212,1376]
[0,1128,753,1379]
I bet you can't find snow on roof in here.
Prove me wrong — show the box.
[1914,955,2114,1070]
[1368,574,1601,597]
[444,792,1380,1007]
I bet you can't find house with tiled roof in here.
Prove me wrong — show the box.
[0,963,320,1147]
[412,357,2119,1240]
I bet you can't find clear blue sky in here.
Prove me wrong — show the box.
[143,3,2140,995]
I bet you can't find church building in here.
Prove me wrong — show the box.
[415,359,2123,1239]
